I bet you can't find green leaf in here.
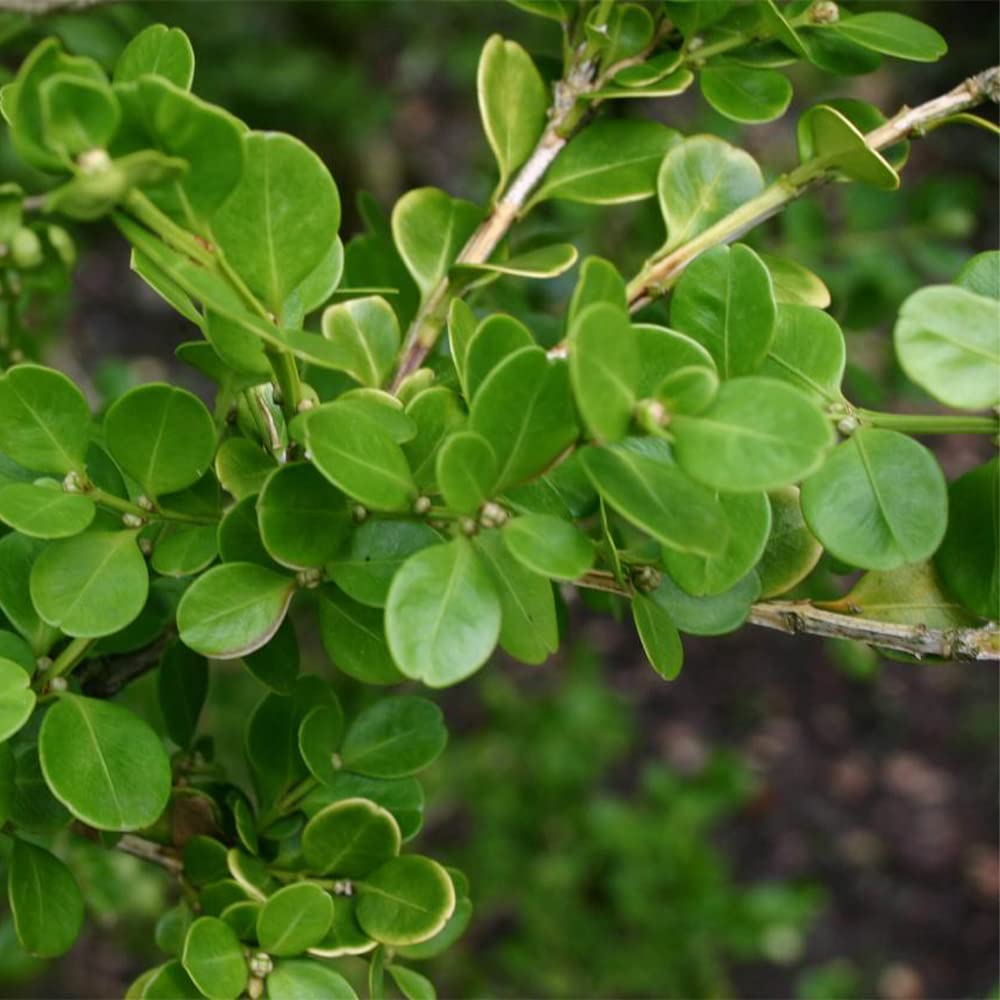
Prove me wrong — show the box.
[799,26,882,76]
[436,432,497,515]
[0,533,59,653]
[935,459,998,620]
[388,966,437,1000]
[305,894,376,958]
[267,960,358,1000]
[356,856,456,946]
[0,483,94,538]
[507,0,569,22]
[587,68,694,101]
[632,594,683,680]
[567,256,627,329]
[464,314,534,400]
[663,491,771,596]
[321,296,400,388]
[298,703,345,786]
[39,694,171,830]
[658,136,764,251]
[177,562,295,659]
[596,2,653,65]
[0,658,35,742]
[653,571,760,636]
[217,495,275,568]
[41,74,120,160]
[114,24,195,89]
[955,251,999,300]
[215,438,276,501]
[654,365,718,415]
[797,104,898,190]
[31,530,149,638]
[801,428,948,571]
[672,377,833,492]
[477,35,548,194]
[759,0,807,57]
[304,402,416,512]
[183,836,230,887]
[302,798,401,877]
[529,120,679,207]
[302,775,424,844]
[8,839,84,958]
[402,387,466,491]
[469,347,578,491]
[894,285,1000,410]
[473,529,558,666]
[0,364,89,475]
[150,523,218,578]
[181,917,248,1000]
[318,586,403,685]
[385,537,501,687]
[503,513,595,581]
[0,631,33,673]
[158,639,208,748]
[327,519,440,609]
[447,298,477,389]
[256,883,334,957]
[756,486,823,598]
[670,243,775,378]
[342,696,447,779]
[452,244,578,281]
[580,444,728,557]
[105,384,216,497]
[699,64,792,123]
[569,302,639,442]
[391,188,481,298]
[830,12,946,62]
[258,462,351,570]
[759,303,845,402]
[634,323,716,398]
[761,253,831,309]
[131,960,202,999]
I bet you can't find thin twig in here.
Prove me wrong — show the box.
[79,633,170,698]
[115,834,183,875]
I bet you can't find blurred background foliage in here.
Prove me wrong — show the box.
[0,2,996,998]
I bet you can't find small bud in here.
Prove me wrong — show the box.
[271,385,283,405]
[249,953,273,978]
[35,656,53,673]
[296,397,316,413]
[332,879,354,896]
[137,495,155,511]
[331,752,342,770]
[352,504,368,523]
[479,501,508,528]
[837,415,859,436]
[139,538,154,557]
[49,676,68,693]
[546,343,569,361]
[459,516,478,537]
[77,148,112,173]
[688,34,704,52]
[295,568,323,589]
[122,512,145,528]
[62,471,84,494]
[632,565,662,594]
[809,0,839,23]
[413,495,432,515]
[247,977,264,1000]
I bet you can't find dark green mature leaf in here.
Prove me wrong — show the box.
[304,402,416,512]
[105,383,216,497]
[0,658,35,742]
[469,347,578,491]
[580,444,727,557]
[670,244,775,378]
[303,798,401,877]
[177,562,295,658]
[759,303,845,402]
[452,244,577,282]
[321,296,400,388]
[477,34,548,193]
[158,639,208,747]
[114,24,195,89]
[217,495,274,568]
[318,586,403,684]
[298,702,345,786]
[388,966,437,1000]
[802,428,948,571]
[756,486,823,598]
[0,364,89,475]
[830,12,946,62]
[150,524,218,578]
[569,302,639,442]
[356,856,456,946]
[632,595,683,680]
[342,696,447,778]
[130,960,202,999]
[0,483,94,538]
[436,432,497,514]
[39,694,172,830]
[213,131,340,315]
[699,64,792,123]
[257,883,334,957]
[0,533,59,653]
[8,839,84,958]
[529,120,679,207]
[672,378,833,492]
[181,917,248,1000]
[503,513,594,581]
[658,136,764,251]
[385,537,501,687]
[654,571,760,636]
[0,631,33,673]
[394,871,471,960]
[215,438,276,501]
[268,960,358,1000]
[935,459,998,620]
[894,285,1000,410]
[31,530,149,638]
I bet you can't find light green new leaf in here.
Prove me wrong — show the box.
[402,386,465,491]
[756,486,823,598]
[464,314,534,400]
[955,250,999,300]
[8,839,84,958]
[503,513,595,581]
[569,302,639,442]
[801,428,947,571]
[632,595,683,680]
[342,696,447,778]
[654,365,718,415]
[586,68,694,101]
[477,35,548,194]
[298,702,346,786]
[114,24,195,89]
[759,303,846,402]
[529,120,680,207]
[759,0,808,57]
[31,530,149,638]
[0,658,35,742]
[304,401,416,512]
[177,562,295,658]
[215,438,276,501]
[321,296,400,387]
[567,256,627,329]
[761,253,831,309]
[658,136,764,251]
[448,298,477,389]
[181,917,248,1000]
[386,537,501,687]
[39,694,172,830]
[452,244,578,282]
[389,966,437,1000]
[356,856,456,946]
[0,364,89,475]
[894,285,1000,410]
[268,960,358,1000]
[670,243,775,378]
[302,798,402,877]
[105,384,216,497]
[0,483,94,538]
[436,432,497,514]
[391,188,481,297]
[672,378,833,492]
[41,74,120,160]
[633,323,716,398]
[257,883,334,957]
[699,64,792,123]
[797,104,898,190]
[302,775,424,845]
[830,12,946,62]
